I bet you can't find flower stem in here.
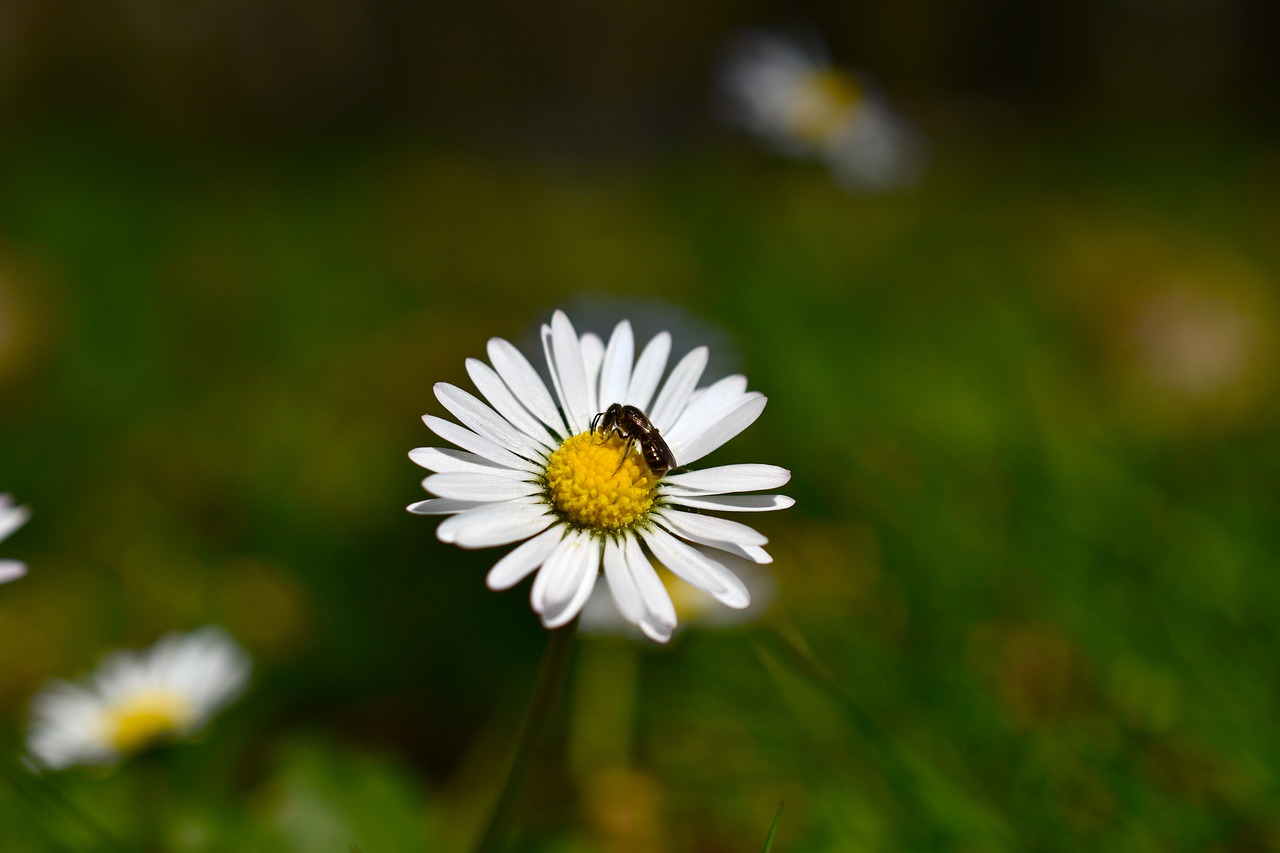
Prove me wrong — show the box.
[471,619,580,853]
[568,638,639,780]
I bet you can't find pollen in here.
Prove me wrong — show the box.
[545,431,659,530]
[104,691,193,755]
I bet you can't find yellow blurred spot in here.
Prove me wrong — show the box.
[580,768,669,853]
[1045,222,1279,433]
[220,558,311,658]
[967,622,1083,727]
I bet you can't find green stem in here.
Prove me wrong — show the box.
[471,619,580,853]
[567,638,639,780]
[136,752,169,853]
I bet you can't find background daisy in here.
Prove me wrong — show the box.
[716,29,924,190]
[27,627,252,770]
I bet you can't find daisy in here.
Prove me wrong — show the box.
[408,310,793,643]
[716,30,924,191]
[27,627,251,770]
[0,494,31,584]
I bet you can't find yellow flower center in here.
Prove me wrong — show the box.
[104,691,193,755]
[789,69,863,145]
[545,431,659,530]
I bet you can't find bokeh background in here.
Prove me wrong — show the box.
[2,0,1279,850]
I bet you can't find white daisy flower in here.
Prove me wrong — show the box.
[408,310,793,643]
[716,30,924,191]
[0,494,31,584]
[27,627,251,770]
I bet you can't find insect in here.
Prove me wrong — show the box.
[590,403,677,478]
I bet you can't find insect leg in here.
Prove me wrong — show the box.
[612,436,635,476]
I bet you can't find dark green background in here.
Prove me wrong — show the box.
[1,2,1278,850]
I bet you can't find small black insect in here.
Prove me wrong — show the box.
[590,403,677,478]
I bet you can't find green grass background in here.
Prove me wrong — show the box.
[1,119,1278,851]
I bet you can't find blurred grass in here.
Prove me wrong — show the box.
[1,122,1278,850]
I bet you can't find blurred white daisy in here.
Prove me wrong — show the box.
[409,309,793,643]
[0,494,31,584]
[27,627,251,770]
[716,30,924,191]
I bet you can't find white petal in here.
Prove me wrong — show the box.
[163,627,250,718]
[712,542,774,564]
[531,533,577,614]
[639,527,750,609]
[623,535,677,643]
[0,560,27,583]
[423,416,542,474]
[423,472,542,502]
[687,374,748,408]
[690,545,776,615]
[744,545,774,564]
[466,359,558,451]
[544,531,593,608]
[597,321,635,410]
[626,331,671,412]
[531,530,599,627]
[580,332,604,416]
[602,537,644,624]
[664,493,795,512]
[487,337,569,437]
[658,519,771,564]
[665,374,749,450]
[647,346,708,432]
[409,447,508,474]
[662,464,792,495]
[543,311,592,435]
[407,498,489,515]
[486,526,566,590]
[825,97,925,191]
[655,508,768,547]
[434,383,547,461]
[0,501,30,542]
[541,535,601,629]
[436,500,554,548]
[668,395,767,467]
